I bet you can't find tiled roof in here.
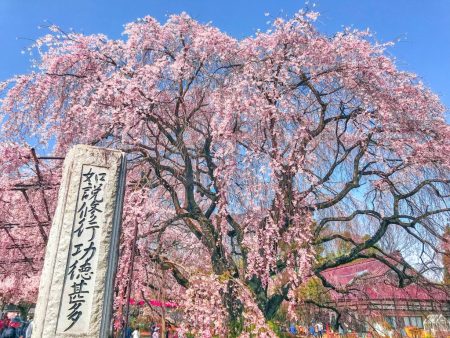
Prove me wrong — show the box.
[321,258,448,302]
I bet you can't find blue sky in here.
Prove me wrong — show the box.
[1,0,449,110]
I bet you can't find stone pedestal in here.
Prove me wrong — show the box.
[32,145,126,338]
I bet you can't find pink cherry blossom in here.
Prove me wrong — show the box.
[0,10,448,336]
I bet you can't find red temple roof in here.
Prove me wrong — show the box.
[321,258,448,302]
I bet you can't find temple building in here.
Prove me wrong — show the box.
[321,258,450,335]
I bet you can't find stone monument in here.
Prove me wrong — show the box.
[32,145,126,338]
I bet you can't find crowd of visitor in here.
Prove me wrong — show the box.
[0,314,32,338]
[122,323,178,338]
[285,321,326,337]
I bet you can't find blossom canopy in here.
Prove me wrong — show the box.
[0,10,449,337]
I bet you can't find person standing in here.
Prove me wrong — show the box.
[149,323,155,336]
[315,322,324,338]
[289,323,298,336]
[132,327,140,338]
[25,320,33,338]
[16,318,26,338]
[152,327,160,338]
[1,317,21,338]
[2,315,10,334]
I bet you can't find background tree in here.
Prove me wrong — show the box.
[0,10,449,336]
